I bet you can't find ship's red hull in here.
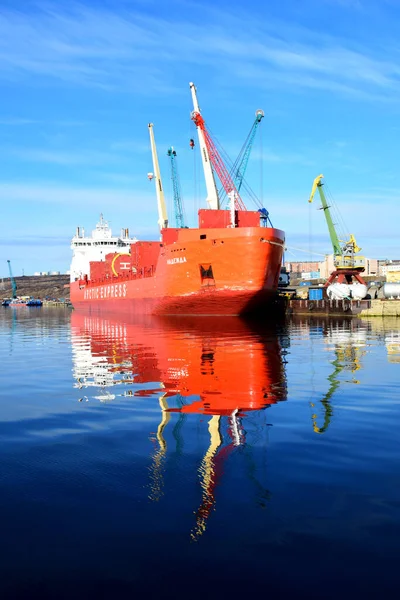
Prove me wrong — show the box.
[70,222,285,317]
[70,289,279,316]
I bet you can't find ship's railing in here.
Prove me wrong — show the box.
[86,266,155,286]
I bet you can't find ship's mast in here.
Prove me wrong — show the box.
[148,123,168,230]
[189,82,219,210]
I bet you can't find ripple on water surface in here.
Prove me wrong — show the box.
[0,309,400,598]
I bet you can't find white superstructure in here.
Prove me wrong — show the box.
[70,214,137,282]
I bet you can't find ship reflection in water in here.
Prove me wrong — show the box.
[2,309,400,596]
[71,312,287,539]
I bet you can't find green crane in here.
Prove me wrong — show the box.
[308,174,364,271]
[7,260,17,299]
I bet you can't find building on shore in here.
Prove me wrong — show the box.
[286,255,379,280]
[378,260,400,276]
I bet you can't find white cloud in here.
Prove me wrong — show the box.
[322,0,363,7]
[8,147,125,166]
[252,148,315,167]
[0,1,399,101]
[0,181,155,208]
[0,117,86,126]
[0,117,39,125]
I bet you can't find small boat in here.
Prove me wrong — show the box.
[26,299,43,307]
[8,299,28,307]
[2,298,43,307]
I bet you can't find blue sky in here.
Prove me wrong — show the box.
[0,0,399,277]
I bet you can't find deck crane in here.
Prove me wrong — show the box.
[222,108,272,227]
[167,147,186,228]
[308,174,366,287]
[233,109,264,193]
[7,260,17,299]
[148,123,168,230]
[189,82,246,212]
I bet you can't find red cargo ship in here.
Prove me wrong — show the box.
[70,214,284,316]
[70,83,285,316]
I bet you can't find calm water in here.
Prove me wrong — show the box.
[1,308,400,598]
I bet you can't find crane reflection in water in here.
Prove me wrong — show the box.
[295,317,369,435]
[70,312,288,539]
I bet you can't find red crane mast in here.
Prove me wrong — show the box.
[190,110,246,211]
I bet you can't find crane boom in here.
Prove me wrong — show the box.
[309,174,342,257]
[234,109,264,193]
[309,174,365,271]
[7,260,17,299]
[190,82,246,211]
[189,82,219,210]
[167,147,186,228]
[148,123,168,231]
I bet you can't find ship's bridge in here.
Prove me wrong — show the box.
[70,214,138,282]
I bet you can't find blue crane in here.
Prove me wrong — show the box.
[167,147,186,228]
[233,109,264,193]
[7,260,17,298]
[215,108,272,224]
[234,109,273,226]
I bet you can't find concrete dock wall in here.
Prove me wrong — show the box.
[358,300,400,317]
